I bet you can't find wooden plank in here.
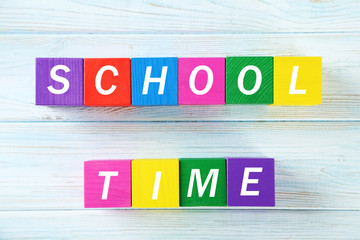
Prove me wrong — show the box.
[0,121,359,210]
[0,210,359,239]
[0,33,359,121]
[1,0,360,33]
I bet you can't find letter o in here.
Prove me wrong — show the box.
[238,65,262,95]
[189,65,214,95]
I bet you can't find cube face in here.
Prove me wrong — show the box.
[178,58,225,105]
[273,57,322,105]
[84,160,132,208]
[131,159,179,208]
[131,58,178,106]
[226,57,273,104]
[84,58,131,106]
[179,158,227,206]
[36,58,83,105]
[227,158,275,207]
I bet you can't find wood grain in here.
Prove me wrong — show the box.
[1,0,360,238]
[1,0,360,33]
[0,122,358,210]
[0,33,359,121]
[0,210,359,239]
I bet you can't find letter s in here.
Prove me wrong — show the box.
[48,65,70,94]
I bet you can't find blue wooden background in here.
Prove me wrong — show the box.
[0,0,360,239]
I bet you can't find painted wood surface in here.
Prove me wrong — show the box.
[179,158,227,206]
[1,0,360,239]
[83,58,132,106]
[132,159,180,207]
[1,210,359,239]
[1,0,360,33]
[36,58,84,105]
[1,122,358,210]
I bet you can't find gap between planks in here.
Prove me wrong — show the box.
[2,31,360,35]
[0,120,359,123]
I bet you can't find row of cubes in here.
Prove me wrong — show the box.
[84,158,275,208]
[36,57,322,106]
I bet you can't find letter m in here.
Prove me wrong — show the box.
[187,169,219,198]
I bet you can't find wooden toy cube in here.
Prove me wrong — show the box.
[226,57,273,104]
[84,58,131,106]
[273,57,322,105]
[131,159,179,208]
[84,160,132,208]
[131,58,178,106]
[179,158,227,206]
[36,58,83,106]
[227,158,275,207]
[178,58,225,105]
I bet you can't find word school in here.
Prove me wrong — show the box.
[36,57,322,106]
[84,158,275,208]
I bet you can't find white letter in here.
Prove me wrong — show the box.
[187,169,219,197]
[95,65,118,95]
[48,65,70,94]
[289,66,306,94]
[238,65,262,95]
[240,167,263,196]
[189,65,214,95]
[142,66,168,95]
[98,171,118,200]
[152,171,162,200]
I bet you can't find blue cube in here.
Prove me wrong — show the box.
[131,58,178,106]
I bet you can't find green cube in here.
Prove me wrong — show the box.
[226,57,273,104]
[179,158,227,206]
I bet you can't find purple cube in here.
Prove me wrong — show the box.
[227,158,275,206]
[36,58,83,105]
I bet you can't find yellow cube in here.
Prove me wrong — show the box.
[132,159,179,208]
[273,57,322,105]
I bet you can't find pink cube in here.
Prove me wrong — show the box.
[178,58,225,105]
[84,160,132,208]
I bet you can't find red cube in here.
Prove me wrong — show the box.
[84,58,131,106]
